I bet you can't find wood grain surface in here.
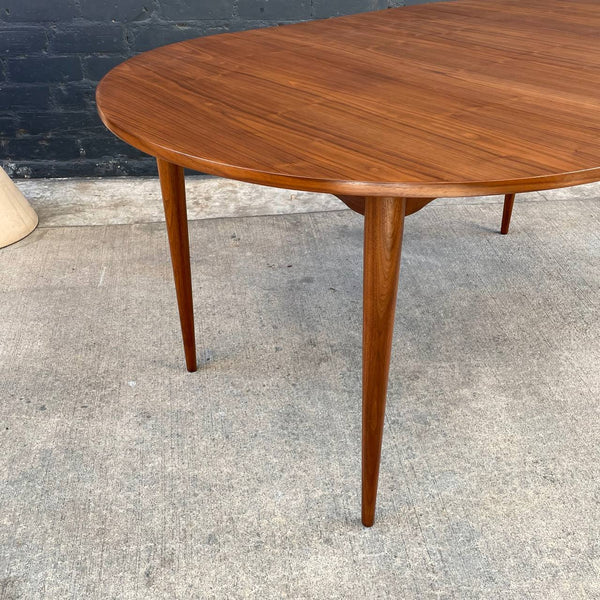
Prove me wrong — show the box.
[336,196,436,216]
[362,197,406,526]
[501,193,516,234]
[157,158,197,372]
[97,0,600,198]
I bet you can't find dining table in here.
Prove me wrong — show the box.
[96,0,600,526]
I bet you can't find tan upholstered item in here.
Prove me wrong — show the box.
[0,167,38,248]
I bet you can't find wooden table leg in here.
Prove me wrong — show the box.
[501,193,516,235]
[362,196,407,526]
[157,158,197,372]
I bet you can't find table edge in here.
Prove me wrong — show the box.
[96,70,600,199]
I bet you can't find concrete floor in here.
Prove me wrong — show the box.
[1,177,600,599]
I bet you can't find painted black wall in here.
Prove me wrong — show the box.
[0,0,426,178]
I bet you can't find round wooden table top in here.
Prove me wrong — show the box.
[97,0,600,198]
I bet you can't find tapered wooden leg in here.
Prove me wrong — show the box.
[362,196,407,526]
[157,158,197,372]
[501,193,515,235]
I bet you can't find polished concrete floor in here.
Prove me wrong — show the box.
[1,178,599,599]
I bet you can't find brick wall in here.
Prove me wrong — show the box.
[0,0,423,178]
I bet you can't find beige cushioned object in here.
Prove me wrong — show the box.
[0,167,38,248]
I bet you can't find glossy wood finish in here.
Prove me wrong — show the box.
[96,0,600,527]
[97,0,600,199]
[405,198,436,217]
[362,197,406,526]
[336,195,367,215]
[336,196,435,217]
[157,158,197,372]
[501,193,516,235]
